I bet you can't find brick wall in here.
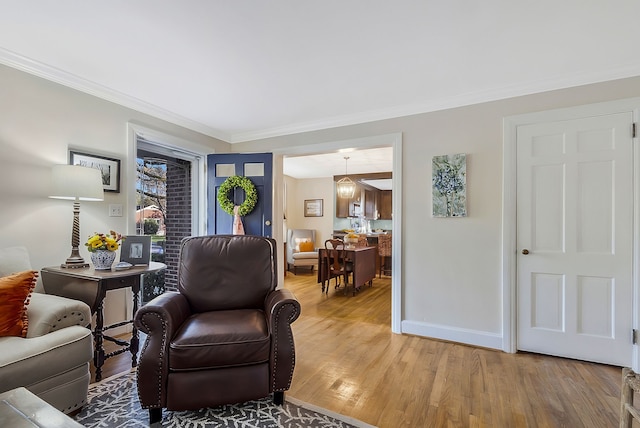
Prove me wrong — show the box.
[164,159,192,291]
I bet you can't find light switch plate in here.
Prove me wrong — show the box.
[109,204,123,217]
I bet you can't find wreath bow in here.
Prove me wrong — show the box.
[217,176,258,216]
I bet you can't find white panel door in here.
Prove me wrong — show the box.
[517,112,634,366]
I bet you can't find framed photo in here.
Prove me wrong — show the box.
[69,150,121,193]
[120,235,151,265]
[304,199,323,217]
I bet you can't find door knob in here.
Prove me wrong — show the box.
[265,220,271,226]
[522,249,530,255]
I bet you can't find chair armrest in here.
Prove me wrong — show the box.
[264,289,301,392]
[133,291,191,409]
[26,293,91,338]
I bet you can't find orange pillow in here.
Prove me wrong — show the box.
[298,241,315,252]
[0,270,37,337]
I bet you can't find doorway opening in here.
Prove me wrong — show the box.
[136,138,199,303]
[277,132,402,333]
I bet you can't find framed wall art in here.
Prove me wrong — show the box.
[69,150,121,193]
[432,153,467,217]
[304,199,323,217]
[120,235,151,265]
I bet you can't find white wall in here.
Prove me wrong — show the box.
[234,75,640,348]
[0,64,229,328]
[285,175,334,246]
[4,60,640,351]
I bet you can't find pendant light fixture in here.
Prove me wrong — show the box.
[336,156,356,199]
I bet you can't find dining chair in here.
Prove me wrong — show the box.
[322,239,348,294]
[378,234,392,278]
[621,367,640,427]
[356,234,369,248]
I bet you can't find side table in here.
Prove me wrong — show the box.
[41,262,166,381]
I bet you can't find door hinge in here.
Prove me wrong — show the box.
[633,123,637,139]
[634,329,638,345]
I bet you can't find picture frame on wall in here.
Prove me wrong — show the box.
[69,150,121,193]
[432,153,467,217]
[120,235,151,265]
[304,199,323,217]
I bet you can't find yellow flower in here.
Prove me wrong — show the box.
[85,231,124,252]
[105,237,118,251]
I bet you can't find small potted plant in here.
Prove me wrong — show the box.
[85,231,124,270]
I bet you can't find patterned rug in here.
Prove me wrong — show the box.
[75,370,375,428]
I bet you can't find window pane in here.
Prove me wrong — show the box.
[244,163,264,177]
[216,164,235,177]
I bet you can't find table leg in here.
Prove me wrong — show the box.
[130,280,140,367]
[94,299,105,382]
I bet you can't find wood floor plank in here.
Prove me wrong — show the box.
[97,271,623,427]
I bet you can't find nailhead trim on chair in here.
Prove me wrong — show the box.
[50,311,86,332]
[271,302,299,392]
[137,313,167,408]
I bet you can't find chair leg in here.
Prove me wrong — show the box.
[274,391,285,405]
[149,408,162,424]
[620,367,640,428]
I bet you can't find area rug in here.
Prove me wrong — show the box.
[75,370,375,428]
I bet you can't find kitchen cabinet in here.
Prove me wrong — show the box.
[379,190,392,219]
[336,194,349,218]
[364,188,377,219]
[334,172,392,219]
[336,183,362,218]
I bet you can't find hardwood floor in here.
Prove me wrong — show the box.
[95,272,624,427]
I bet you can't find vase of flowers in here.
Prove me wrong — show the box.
[344,232,359,249]
[85,231,124,270]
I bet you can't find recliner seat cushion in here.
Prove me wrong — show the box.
[170,309,270,371]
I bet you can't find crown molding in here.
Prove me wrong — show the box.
[0,47,231,142]
[2,47,639,145]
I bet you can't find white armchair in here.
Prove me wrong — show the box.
[0,246,93,414]
[286,229,319,274]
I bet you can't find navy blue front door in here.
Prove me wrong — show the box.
[207,153,273,237]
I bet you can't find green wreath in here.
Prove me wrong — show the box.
[217,175,258,216]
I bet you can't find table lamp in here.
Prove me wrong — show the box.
[50,164,105,268]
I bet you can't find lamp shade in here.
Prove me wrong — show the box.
[49,165,104,201]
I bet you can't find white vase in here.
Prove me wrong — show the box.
[91,250,116,270]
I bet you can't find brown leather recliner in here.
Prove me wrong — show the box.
[134,235,300,423]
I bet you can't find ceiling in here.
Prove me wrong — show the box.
[1,2,639,145]
[283,146,393,180]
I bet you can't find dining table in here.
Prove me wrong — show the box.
[317,245,377,295]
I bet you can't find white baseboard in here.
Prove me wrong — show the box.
[401,320,503,350]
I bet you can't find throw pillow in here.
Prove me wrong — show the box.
[299,241,315,252]
[294,238,310,252]
[0,270,38,337]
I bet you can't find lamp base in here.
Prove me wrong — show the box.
[61,252,89,269]
[61,261,89,269]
